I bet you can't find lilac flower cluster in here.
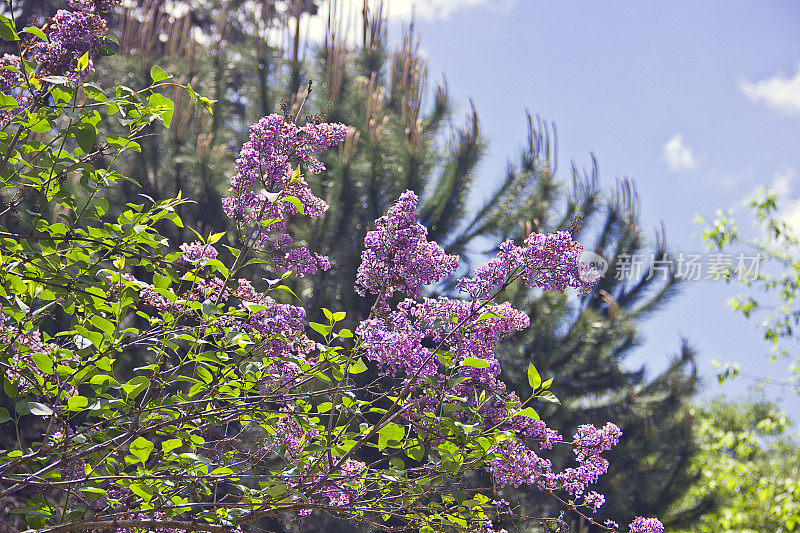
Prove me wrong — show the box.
[287,458,366,515]
[177,241,218,264]
[223,114,346,277]
[0,54,32,127]
[356,297,528,384]
[554,423,622,497]
[271,410,320,460]
[68,0,118,13]
[356,190,459,299]
[486,424,621,510]
[2,312,77,397]
[317,458,367,507]
[628,517,665,533]
[583,490,605,511]
[33,9,108,78]
[234,279,314,359]
[487,439,554,488]
[0,54,21,94]
[457,231,599,299]
[108,273,178,312]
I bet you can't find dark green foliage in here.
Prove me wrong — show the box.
[457,120,700,530]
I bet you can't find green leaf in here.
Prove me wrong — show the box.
[21,26,47,41]
[281,195,305,215]
[71,123,96,153]
[201,299,218,316]
[105,134,141,153]
[162,438,183,454]
[447,514,468,528]
[76,52,90,72]
[149,64,170,82]
[461,357,489,369]
[377,422,405,450]
[527,363,542,391]
[0,407,11,423]
[406,439,424,461]
[4,378,18,399]
[90,314,115,338]
[31,353,54,375]
[67,396,89,411]
[99,34,119,56]
[478,311,507,320]
[128,482,153,501]
[30,402,53,416]
[348,358,368,374]
[18,401,53,416]
[309,322,332,336]
[517,407,540,420]
[0,93,18,109]
[0,15,19,41]
[129,437,154,464]
[41,76,72,86]
[537,391,560,404]
[208,231,226,245]
[147,92,174,128]
[121,376,149,400]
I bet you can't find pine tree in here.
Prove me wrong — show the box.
[453,118,704,530]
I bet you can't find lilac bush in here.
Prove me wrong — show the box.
[0,2,664,532]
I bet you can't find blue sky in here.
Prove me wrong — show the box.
[307,0,800,409]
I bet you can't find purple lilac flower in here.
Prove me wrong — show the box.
[107,273,179,312]
[356,316,435,378]
[233,278,314,358]
[0,54,33,127]
[573,423,623,461]
[355,190,459,299]
[584,490,605,512]
[487,422,622,499]
[68,0,119,14]
[2,317,77,396]
[271,410,320,459]
[628,517,664,533]
[285,457,366,513]
[0,54,21,94]
[223,114,345,276]
[320,458,367,506]
[605,519,620,530]
[178,241,218,264]
[457,231,599,298]
[488,439,554,488]
[273,245,331,277]
[34,10,107,77]
[491,499,511,515]
[521,231,600,291]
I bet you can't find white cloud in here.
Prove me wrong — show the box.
[770,169,793,197]
[768,169,800,230]
[662,134,698,173]
[292,0,511,48]
[740,63,800,115]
